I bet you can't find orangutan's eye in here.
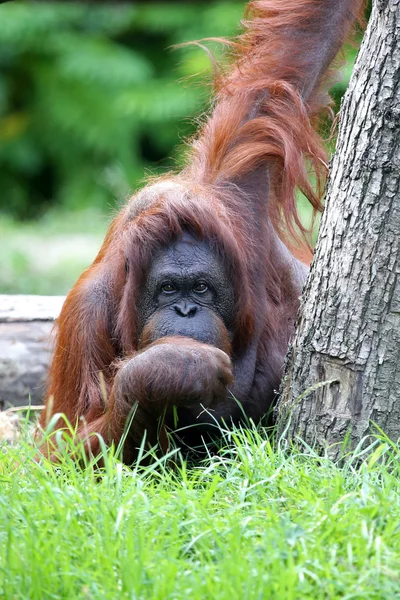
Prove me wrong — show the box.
[161,283,176,294]
[193,281,208,294]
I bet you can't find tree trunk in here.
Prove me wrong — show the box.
[0,295,64,409]
[276,0,400,454]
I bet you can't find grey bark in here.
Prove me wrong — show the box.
[0,295,64,409]
[277,0,400,454]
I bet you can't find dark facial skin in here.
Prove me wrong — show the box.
[137,233,235,350]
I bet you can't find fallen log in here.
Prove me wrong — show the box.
[0,295,65,409]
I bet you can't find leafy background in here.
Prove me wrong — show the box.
[0,1,362,294]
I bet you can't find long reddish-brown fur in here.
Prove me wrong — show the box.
[188,0,365,247]
[39,0,366,461]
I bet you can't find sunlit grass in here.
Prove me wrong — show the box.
[1,421,400,599]
[0,209,108,295]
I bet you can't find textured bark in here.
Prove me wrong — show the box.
[0,295,64,409]
[277,0,400,453]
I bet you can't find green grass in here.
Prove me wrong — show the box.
[0,209,108,295]
[1,423,400,599]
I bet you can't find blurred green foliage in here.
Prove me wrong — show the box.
[0,1,244,218]
[0,1,360,221]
